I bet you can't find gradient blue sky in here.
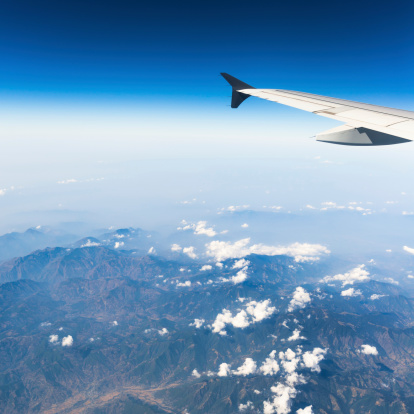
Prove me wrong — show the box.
[1,0,414,242]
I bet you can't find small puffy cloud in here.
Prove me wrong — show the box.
[241,223,249,228]
[189,319,205,328]
[301,348,327,373]
[230,268,248,284]
[179,220,217,237]
[370,294,387,300]
[57,178,78,184]
[112,321,118,326]
[49,334,59,343]
[217,362,231,377]
[359,344,378,355]
[254,390,262,394]
[288,287,311,312]
[81,239,101,248]
[205,238,329,263]
[148,246,155,254]
[287,329,306,342]
[171,244,182,252]
[264,383,297,414]
[259,350,280,375]
[200,265,212,271]
[114,241,124,249]
[192,369,201,378]
[232,259,250,269]
[383,277,399,285]
[239,401,254,412]
[222,205,250,213]
[62,335,73,347]
[40,322,51,327]
[177,281,191,287]
[158,328,169,336]
[183,246,197,259]
[321,265,370,287]
[232,358,257,376]
[404,246,414,255]
[211,300,276,335]
[341,288,362,297]
[297,406,313,414]
[279,348,300,374]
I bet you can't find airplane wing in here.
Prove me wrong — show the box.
[221,73,414,146]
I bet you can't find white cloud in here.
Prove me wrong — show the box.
[183,246,197,259]
[189,319,205,328]
[148,246,155,254]
[192,369,201,378]
[241,223,249,228]
[403,246,414,255]
[359,344,378,355]
[158,328,169,336]
[206,239,329,263]
[279,348,300,374]
[232,259,250,269]
[341,288,362,297]
[112,320,118,326]
[297,406,313,414]
[254,390,262,395]
[287,329,306,342]
[301,348,327,373]
[370,294,387,300]
[40,322,51,327]
[383,277,399,285]
[57,178,78,184]
[49,334,59,343]
[221,205,250,212]
[80,239,101,248]
[217,362,231,377]
[179,220,217,237]
[264,383,297,414]
[114,241,124,249]
[288,287,311,312]
[62,335,73,347]
[232,358,257,376]
[239,401,253,412]
[402,211,414,215]
[211,300,276,335]
[321,265,370,287]
[177,281,191,287]
[200,265,212,271]
[230,268,248,284]
[171,244,182,252]
[259,350,280,376]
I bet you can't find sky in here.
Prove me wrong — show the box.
[0,0,414,257]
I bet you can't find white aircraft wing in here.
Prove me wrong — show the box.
[221,73,414,146]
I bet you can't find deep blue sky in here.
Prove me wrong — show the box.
[1,0,413,103]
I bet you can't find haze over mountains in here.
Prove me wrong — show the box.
[1,222,413,413]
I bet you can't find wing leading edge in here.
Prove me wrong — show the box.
[221,73,414,146]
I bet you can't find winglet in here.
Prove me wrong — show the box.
[221,73,255,108]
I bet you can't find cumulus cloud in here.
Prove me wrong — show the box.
[287,287,311,312]
[359,344,378,355]
[383,277,399,285]
[148,246,155,254]
[217,362,231,377]
[264,383,297,414]
[177,281,191,287]
[279,348,300,374]
[259,351,280,376]
[287,329,306,342]
[62,335,73,347]
[80,239,101,248]
[192,369,201,378]
[370,294,387,300]
[230,268,249,284]
[403,246,414,255]
[183,246,197,259]
[241,223,249,228]
[40,322,51,327]
[112,320,118,326]
[232,358,257,376]
[239,401,253,412]
[321,265,370,287]
[211,300,276,335]
[205,238,329,263]
[49,334,59,343]
[232,259,250,269]
[297,407,313,414]
[200,265,212,271]
[178,220,217,237]
[301,348,327,373]
[114,241,124,249]
[189,319,205,328]
[171,244,182,252]
[158,328,169,336]
[341,288,362,297]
